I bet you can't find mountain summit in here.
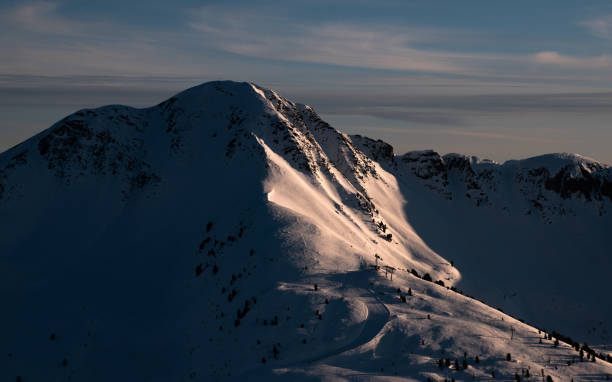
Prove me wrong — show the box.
[1,81,611,381]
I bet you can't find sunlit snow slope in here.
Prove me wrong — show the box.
[0,81,610,381]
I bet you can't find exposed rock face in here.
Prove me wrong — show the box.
[350,135,395,166]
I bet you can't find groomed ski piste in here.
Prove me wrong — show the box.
[0,81,610,381]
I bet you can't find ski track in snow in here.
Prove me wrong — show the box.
[302,271,391,365]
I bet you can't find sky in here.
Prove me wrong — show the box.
[1,0,612,163]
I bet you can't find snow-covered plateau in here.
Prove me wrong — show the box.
[1,81,611,381]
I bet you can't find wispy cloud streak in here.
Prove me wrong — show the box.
[579,14,612,40]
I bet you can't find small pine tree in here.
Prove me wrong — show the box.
[546,376,553,382]
[474,356,480,364]
[462,359,468,370]
[506,353,512,361]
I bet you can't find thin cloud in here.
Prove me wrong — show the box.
[188,5,612,80]
[188,6,519,75]
[10,2,70,34]
[0,2,211,76]
[533,51,612,69]
[312,92,612,119]
[578,14,612,40]
[437,129,561,144]
[354,126,563,145]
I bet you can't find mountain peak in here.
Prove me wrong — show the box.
[505,152,608,173]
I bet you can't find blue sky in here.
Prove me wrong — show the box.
[2,0,612,162]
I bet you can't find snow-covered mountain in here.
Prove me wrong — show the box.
[1,81,610,381]
[352,140,612,347]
